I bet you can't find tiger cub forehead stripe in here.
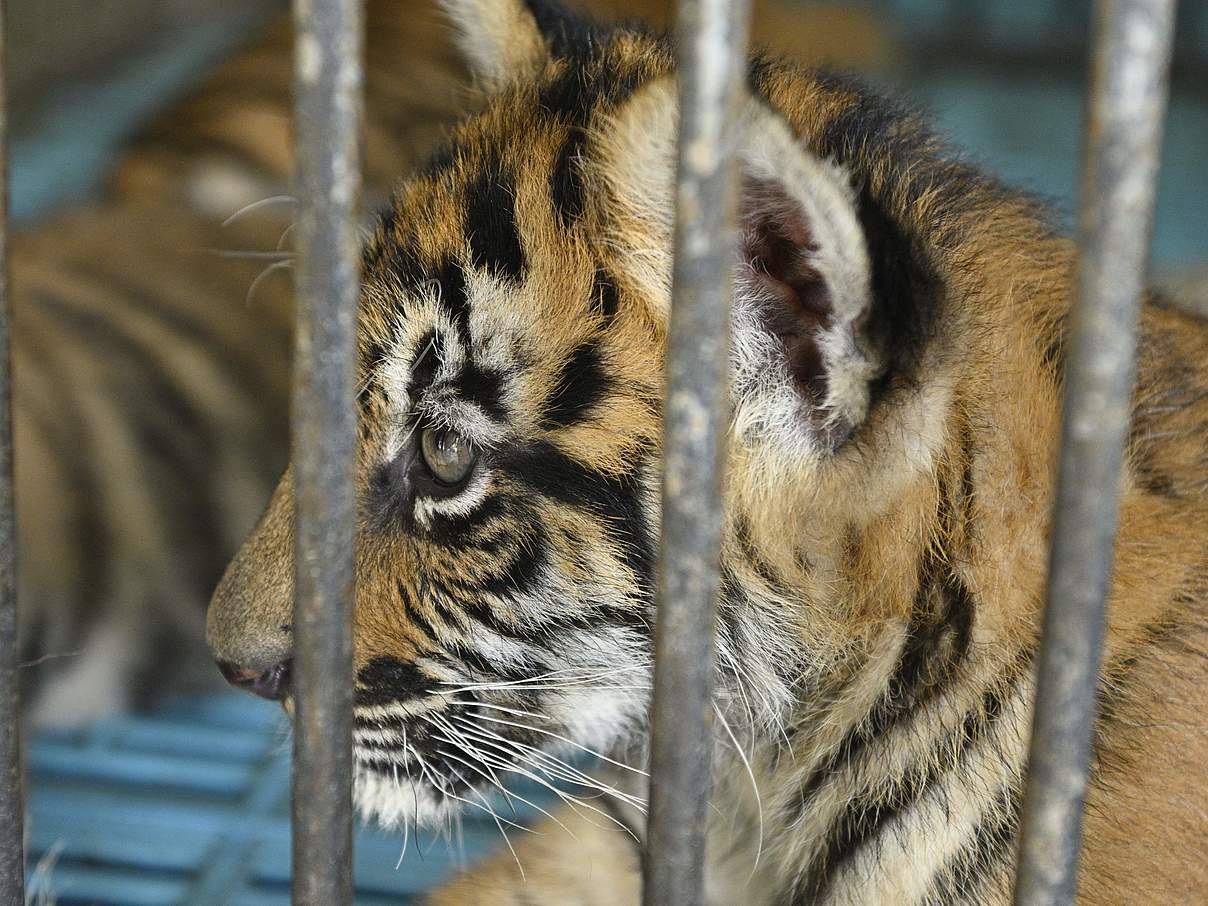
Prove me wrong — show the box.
[542,338,611,428]
[453,361,508,423]
[536,39,651,228]
[464,156,527,282]
[592,268,621,320]
[551,127,589,229]
[430,257,473,349]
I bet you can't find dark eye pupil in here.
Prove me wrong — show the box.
[421,427,474,485]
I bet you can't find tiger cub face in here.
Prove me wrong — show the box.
[209,0,1029,829]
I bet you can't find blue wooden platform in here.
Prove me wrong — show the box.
[24,693,516,905]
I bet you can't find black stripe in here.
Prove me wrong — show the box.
[73,262,284,401]
[715,569,749,669]
[433,257,472,349]
[356,656,432,706]
[370,228,425,291]
[465,163,526,282]
[542,338,610,428]
[538,58,642,126]
[358,338,387,410]
[498,441,655,593]
[592,267,620,320]
[418,141,458,179]
[522,0,609,60]
[734,516,781,587]
[894,564,976,696]
[959,439,978,529]
[789,559,976,816]
[366,446,418,533]
[481,534,546,600]
[747,53,780,97]
[34,293,230,595]
[854,183,938,415]
[397,580,440,645]
[448,641,541,684]
[425,574,480,634]
[791,660,1026,904]
[453,361,507,422]
[356,712,418,734]
[406,329,442,400]
[550,127,588,228]
[425,493,511,550]
[460,595,526,641]
[13,335,109,623]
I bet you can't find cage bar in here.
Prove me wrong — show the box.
[290,1,363,904]
[0,0,23,903]
[642,0,751,903]
[1013,1,1176,904]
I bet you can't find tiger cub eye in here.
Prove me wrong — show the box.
[420,427,476,486]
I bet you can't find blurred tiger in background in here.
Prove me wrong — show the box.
[12,0,893,725]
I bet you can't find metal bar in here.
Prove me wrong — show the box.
[0,0,23,902]
[642,0,750,903]
[1013,2,1176,904]
[290,1,362,904]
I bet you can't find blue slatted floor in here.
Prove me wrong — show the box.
[25,693,514,905]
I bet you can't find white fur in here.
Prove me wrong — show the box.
[597,80,880,458]
[732,108,877,450]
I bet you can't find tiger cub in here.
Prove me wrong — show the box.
[14,0,887,726]
[206,0,1208,902]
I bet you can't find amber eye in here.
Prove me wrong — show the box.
[420,427,476,487]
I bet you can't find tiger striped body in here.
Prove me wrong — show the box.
[205,1,1208,902]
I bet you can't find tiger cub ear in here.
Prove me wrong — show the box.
[596,78,882,450]
[442,0,591,88]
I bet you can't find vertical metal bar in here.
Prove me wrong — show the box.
[1013,2,1176,904]
[290,1,362,904]
[0,1,22,903]
[643,0,750,904]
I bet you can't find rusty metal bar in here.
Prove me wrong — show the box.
[1013,2,1176,904]
[642,0,750,903]
[0,0,23,902]
[290,1,362,904]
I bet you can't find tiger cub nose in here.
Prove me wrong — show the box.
[217,658,292,701]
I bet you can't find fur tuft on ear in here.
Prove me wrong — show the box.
[442,0,604,88]
[595,81,881,452]
[733,105,879,448]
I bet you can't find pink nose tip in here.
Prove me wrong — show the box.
[218,659,292,701]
